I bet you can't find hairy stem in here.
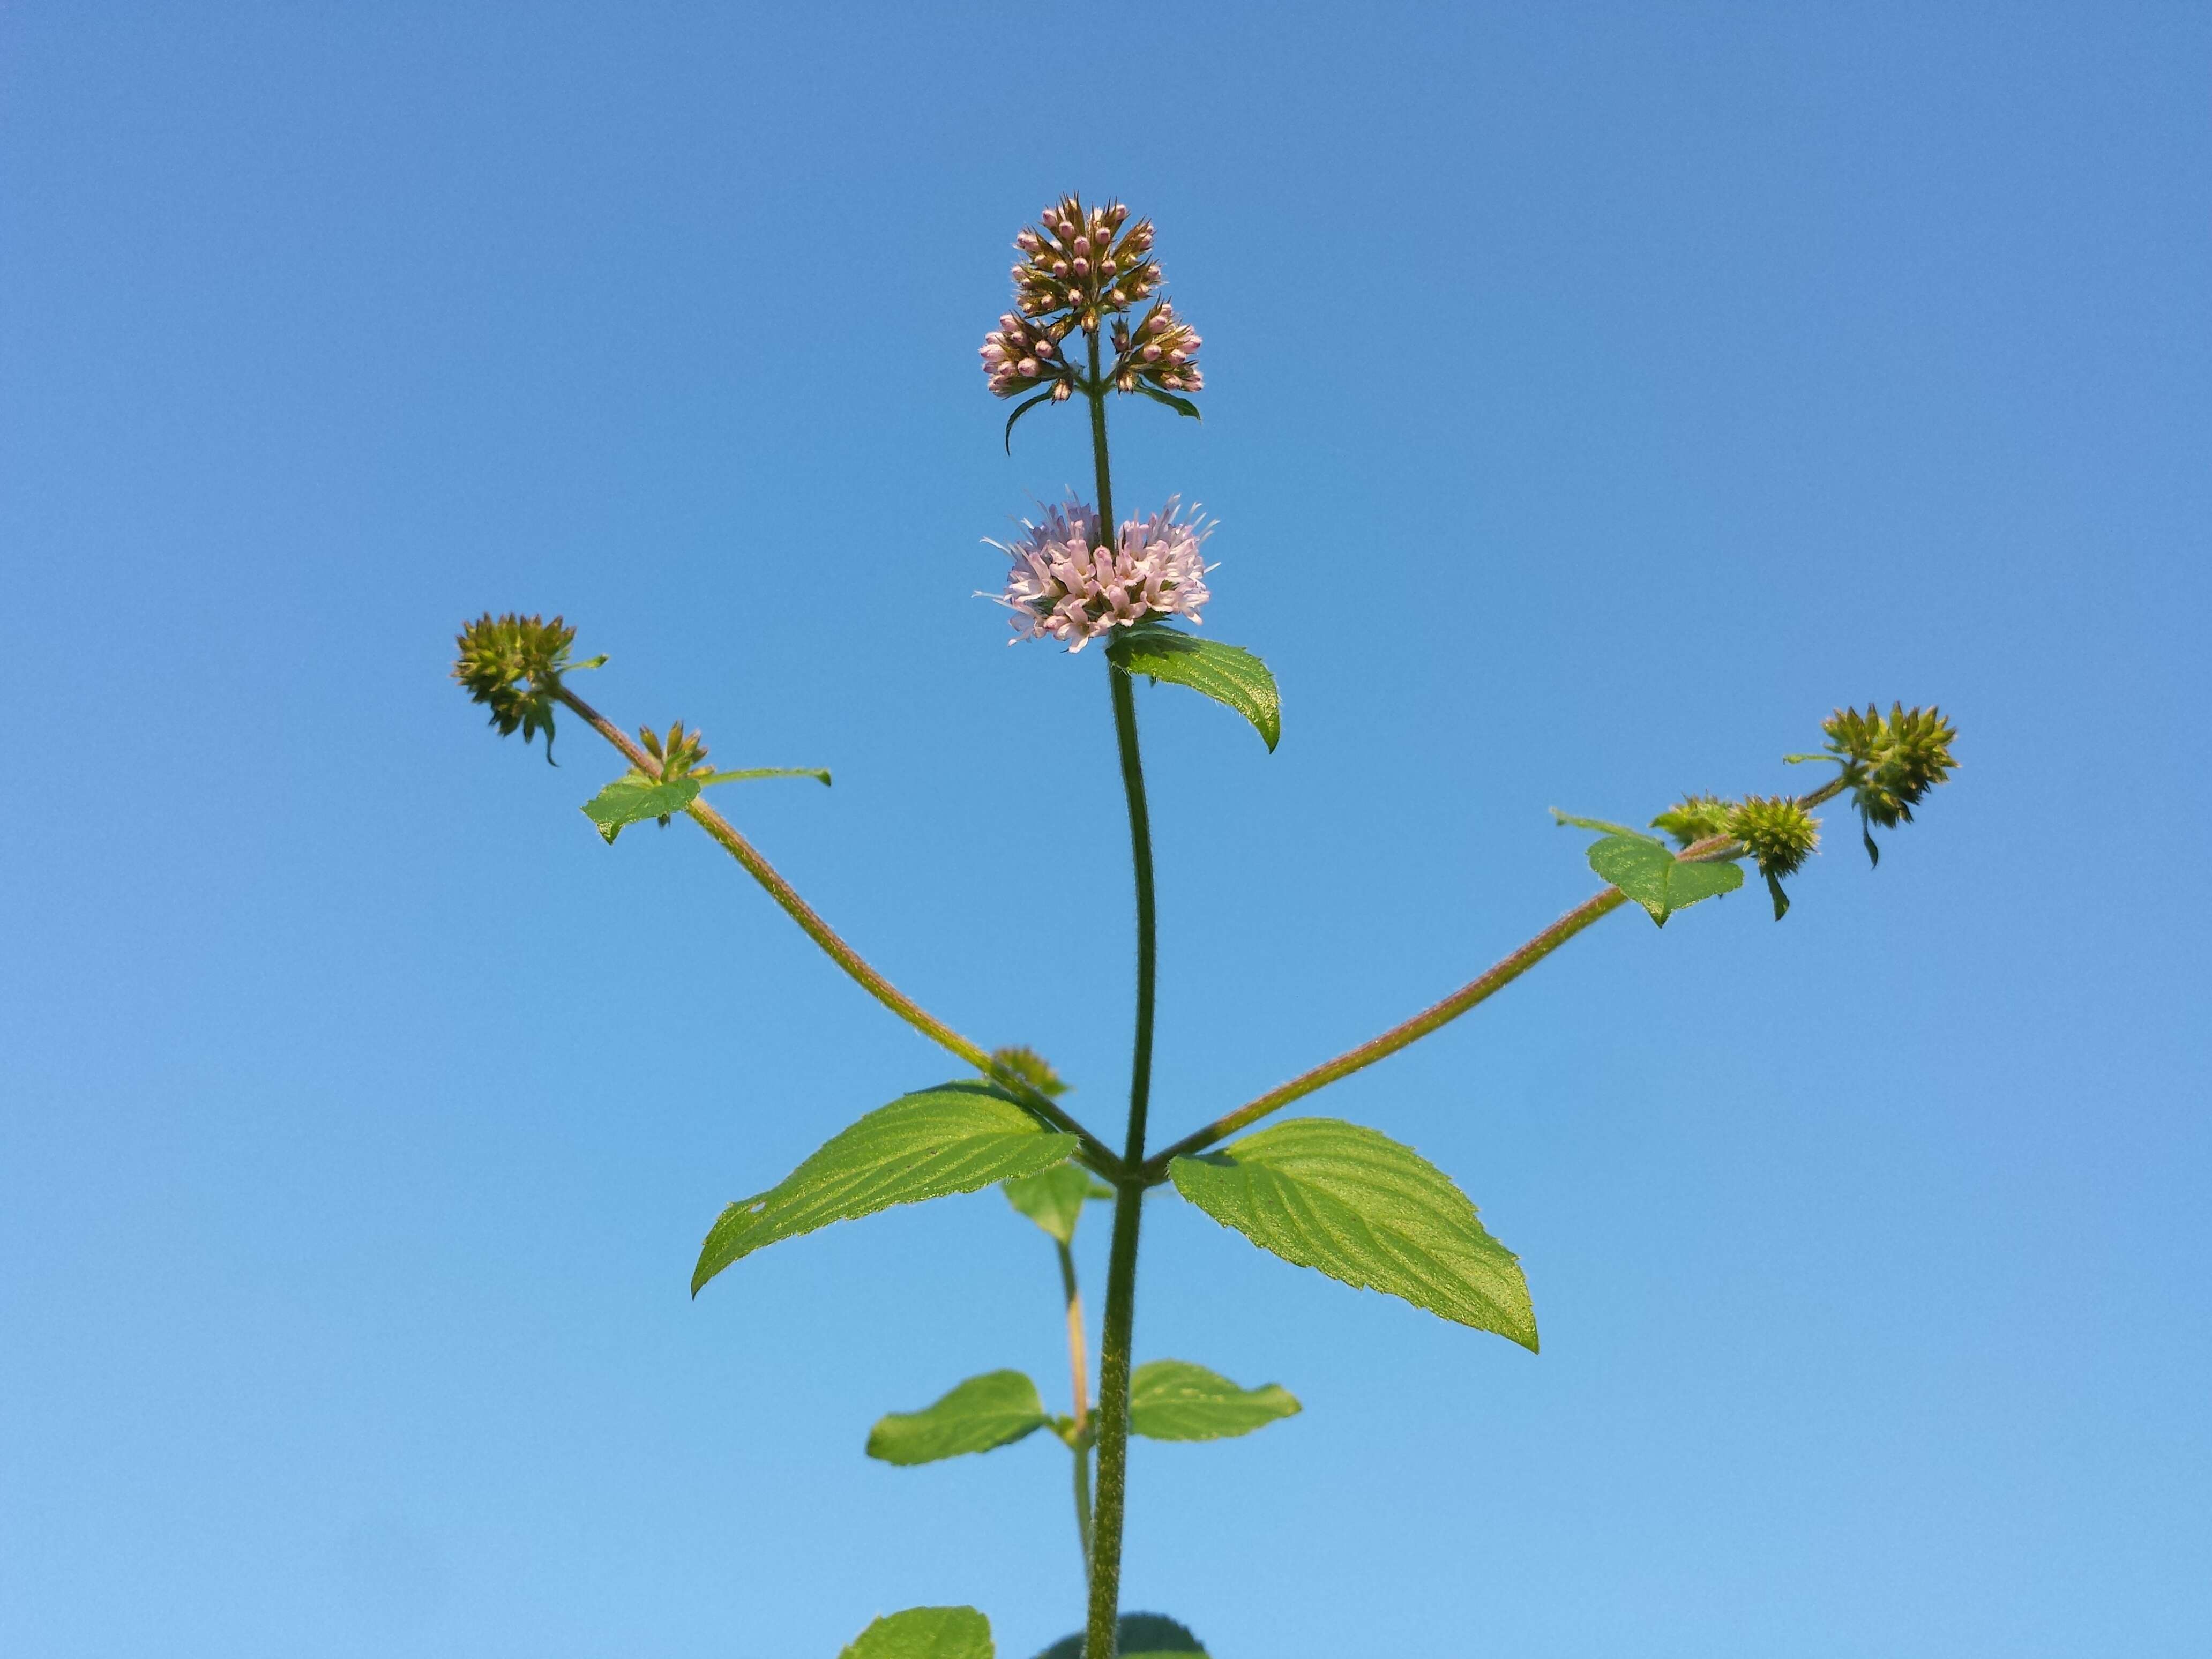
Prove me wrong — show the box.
[1145,887,1628,1174]
[1084,361,1153,1659]
[1141,771,1857,1176]
[548,682,1122,1175]
[1057,1239,1094,1574]
[1085,1179,1144,1659]
[1058,1240,1092,1434]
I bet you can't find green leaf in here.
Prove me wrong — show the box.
[1003,387,1059,453]
[1169,1117,1537,1350]
[696,766,832,787]
[865,1370,1050,1465]
[580,773,701,843]
[1765,869,1792,920]
[1033,1613,1206,1659]
[1585,833,1743,925]
[1550,808,1659,842]
[1136,384,1202,422]
[842,1606,993,1659]
[1129,1360,1301,1441]
[1107,624,1280,752]
[692,1083,1080,1294]
[1001,1164,1098,1246]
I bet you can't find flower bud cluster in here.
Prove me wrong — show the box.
[1012,196,1160,337]
[1822,703,1959,829]
[987,496,1214,652]
[453,611,577,754]
[1650,794,1736,849]
[1110,300,1204,395]
[1728,795,1821,879]
[639,720,710,779]
[980,310,1073,401]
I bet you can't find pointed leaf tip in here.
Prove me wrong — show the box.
[866,1370,1049,1465]
[1169,1117,1537,1349]
[691,1083,1078,1295]
[1107,624,1280,751]
[1129,1359,1301,1441]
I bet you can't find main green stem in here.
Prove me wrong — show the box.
[1085,340,1154,1659]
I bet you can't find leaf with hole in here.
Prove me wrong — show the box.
[1584,833,1743,925]
[1107,624,1280,751]
[1169,1117,1536,1349]
[692,1083,1079,1294]
[866,1370,1050,1466]
[581,773,700,842]
[1129,1360,1300,1441]
[842,1606,993,1659]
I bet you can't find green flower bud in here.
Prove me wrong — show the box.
[452,612,578,760]
[1821,702,1960,863]
[1650,794,1736,849]
[990,1044,1070,1100]
[640,720,711,779]
[1728,795,1820,879]
[1729,794,1820,921]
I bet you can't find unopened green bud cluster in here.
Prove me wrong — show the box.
[1822,703,1959,831]
[639,719,711,780]
[453,612,577,756]
[1729,796,1820,880]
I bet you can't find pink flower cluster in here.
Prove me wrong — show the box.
[988,498,1215,652]
[979,310,1071,400]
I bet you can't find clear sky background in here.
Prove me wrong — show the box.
[3,4,2207,1656]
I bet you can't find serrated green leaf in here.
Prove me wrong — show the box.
[696,766,832,787]
[581,773,701,842]
[1107,624,1280,751]
[1128,1360,1301,1442]
[865,1370,1049,1466]
[692,1084,1079,1294]
[1550,808,1660,842]
[842,1606,993,1659]
[1033,1613,1205,1659]
[1585,834,1743,925]
[1169,1118,1536,1349]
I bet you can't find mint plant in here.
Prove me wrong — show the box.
[452,195,1959,1659]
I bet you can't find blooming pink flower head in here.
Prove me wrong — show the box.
[984,497,1216,652]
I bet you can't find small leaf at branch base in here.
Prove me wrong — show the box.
[866,1371,1050,1465]
[1032,1613,1207,1659]
[691,1084,1079,1294]
[580,774,701,842]
[842,1606,994,1659]
[1128,1360,1301,1441]
[696,766,832,788]
[1585,834,1744,925]
[1550,808,1659,842]
[1169,1117,1537,1349]
[1001,1164,1099,1245]
[1107,624,1281,751]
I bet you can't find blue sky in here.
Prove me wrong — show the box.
[3,4,2207,1655]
